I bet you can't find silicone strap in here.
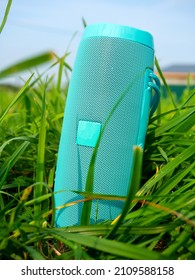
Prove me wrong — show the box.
[149,72,160,88]
[149,73,160,116]
[136,70,160,148]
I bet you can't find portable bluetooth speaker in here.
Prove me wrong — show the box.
[54,23,160,227]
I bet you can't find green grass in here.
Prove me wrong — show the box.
[0,53,194,260]
[0,5,195,259]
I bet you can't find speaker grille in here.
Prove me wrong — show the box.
[55,36,154,226]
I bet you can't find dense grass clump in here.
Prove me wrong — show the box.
[0,52,194,260]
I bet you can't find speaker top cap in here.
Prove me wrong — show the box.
[82,23,154,50]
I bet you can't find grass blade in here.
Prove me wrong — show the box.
[56,53,70,92]
[0,141,30,189]
[82,17,87,28]
[155,108,195,137]
[0,136,37,157]
[155,161,195,197]
[34,81,47,222]
[55,224,175,236]
[0,0,12,33]
[180,89,195,109]
[0,52,54,79]
[155,57,178,110]
[24,246,45,260]
[0,74,34,124]
[51,231,168,260]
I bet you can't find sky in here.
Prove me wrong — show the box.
[0,0,195,76]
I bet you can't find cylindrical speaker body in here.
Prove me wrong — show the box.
[54,23,155,227]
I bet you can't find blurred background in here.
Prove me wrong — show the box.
[0,0,195,83]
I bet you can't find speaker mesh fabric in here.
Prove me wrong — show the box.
[54,36,154,227]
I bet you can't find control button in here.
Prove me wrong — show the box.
[76,120,102,147]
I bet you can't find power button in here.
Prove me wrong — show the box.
[76,120,102,148]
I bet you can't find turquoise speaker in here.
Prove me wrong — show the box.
[54,23,160,227]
